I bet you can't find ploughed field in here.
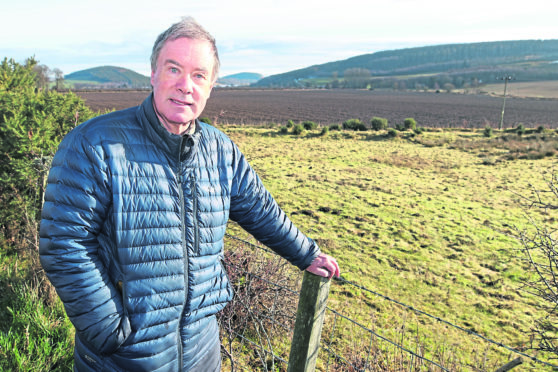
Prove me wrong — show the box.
[76,89,558,129]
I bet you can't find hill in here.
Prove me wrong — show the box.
[253,39,558,89]
[217,72,263,86]
[65,66,150,89]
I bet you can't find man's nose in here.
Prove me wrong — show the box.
[177,74,193,93]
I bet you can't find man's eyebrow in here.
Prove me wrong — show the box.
[163,59,210,74]
[163,59,182,67]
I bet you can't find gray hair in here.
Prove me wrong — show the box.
[150,16,220,81]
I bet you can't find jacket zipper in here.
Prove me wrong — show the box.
[191,176,200,255]
[177,147,187,372]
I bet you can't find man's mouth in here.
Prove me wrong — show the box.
[170,98,192,106]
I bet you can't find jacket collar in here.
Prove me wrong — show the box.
[136,93,201,161]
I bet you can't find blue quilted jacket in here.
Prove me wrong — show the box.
[39,95,320,371]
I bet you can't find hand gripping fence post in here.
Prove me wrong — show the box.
[287,271,332,372]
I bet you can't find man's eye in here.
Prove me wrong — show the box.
[170,67,179,73]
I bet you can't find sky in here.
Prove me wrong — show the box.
[1,0,557,78]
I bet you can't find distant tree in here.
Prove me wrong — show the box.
[343,68,371,89]
[53,68,64,91]
[33,63,50,90]
[443,83,455,93]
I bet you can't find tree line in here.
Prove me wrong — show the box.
[254,39,558,89]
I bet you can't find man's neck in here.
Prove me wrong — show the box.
[152,100,196,136]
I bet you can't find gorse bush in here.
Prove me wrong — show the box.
[0,57,96,241]
[302,120,317,130]
[370,117,388,131]
[292,124,304,135]
[484,126,493,138]
[286,119,294,128]
[199,116,212,124]
[329,123,341,131]
[0,57,96,370]
[404,118,417,131]
[343,118,367,131]
[387,128,398,138]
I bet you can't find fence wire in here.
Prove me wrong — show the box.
[218,233,557,371]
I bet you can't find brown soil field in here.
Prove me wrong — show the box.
[76,89,558,129]
[482,81,558,99]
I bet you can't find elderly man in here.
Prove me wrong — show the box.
[39,16,339,372]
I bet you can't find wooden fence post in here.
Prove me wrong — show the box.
[287,271,332,372]
[495,357,523,372]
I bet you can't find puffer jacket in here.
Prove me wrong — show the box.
[39,94,320,371]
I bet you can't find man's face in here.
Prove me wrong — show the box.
[151,37,215,135]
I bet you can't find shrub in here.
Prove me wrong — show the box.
[536,125,545,133]
[302,120,317,130]
[516,124,526,136]
[286,120,294,128]
[404,118,417,131]
[279,126,289,134]
[343,119,367,131]
[0,57,96,240]
[199,116,212,124]
[387,128,398,138]
[0,57,96,370]
[292,124,304,135]
[320,127,329,136]
[370,117,388,131]
[329,123,341,131]
[484,126,493,138]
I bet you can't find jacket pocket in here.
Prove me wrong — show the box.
[219,256,234,301]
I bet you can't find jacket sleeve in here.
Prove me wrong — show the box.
[229,143,320,270]
[39,131,130,355]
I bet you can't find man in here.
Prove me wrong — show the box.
[39,17,339,372]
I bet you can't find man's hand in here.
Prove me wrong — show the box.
[306,253,340,279]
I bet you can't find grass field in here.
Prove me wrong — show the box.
[1,124,557,370]
[221,125,558,370]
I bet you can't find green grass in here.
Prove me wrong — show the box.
[221,126,558,369]
[0,246,74,371]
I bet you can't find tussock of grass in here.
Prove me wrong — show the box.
[0,248,74,371]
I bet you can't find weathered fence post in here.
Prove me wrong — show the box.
[495,357,523,372]
[287,271,332,372]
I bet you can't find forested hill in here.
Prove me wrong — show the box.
[65,66,150,89]
[253,39,558,89]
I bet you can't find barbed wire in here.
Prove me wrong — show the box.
[223,233,558,370]
[334,276,558,369]
[324,307,450,371]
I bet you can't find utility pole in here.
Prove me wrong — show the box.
[496,75,514,130]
